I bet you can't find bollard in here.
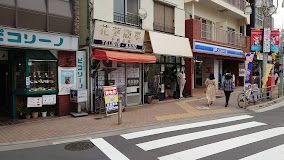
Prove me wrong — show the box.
[118,100,122,125]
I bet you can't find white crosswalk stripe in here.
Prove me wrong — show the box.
[90,138,130,160]
[137,121,266,151]
[89,115,284,160]
[122,115,253,139]
[158,127,284,160]
[239,144,284,160]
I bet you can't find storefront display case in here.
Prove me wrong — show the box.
[13,50,58,95]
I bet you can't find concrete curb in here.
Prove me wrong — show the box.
[247,96,284,112]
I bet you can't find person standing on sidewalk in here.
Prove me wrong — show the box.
[205,73,216,107]
[223,73,234,107]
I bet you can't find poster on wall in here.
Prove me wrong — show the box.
[27,97,43,108]
[270,30,280,53]
[76,51,86,89]
[58,67,77,95]
[251,29,263,52]
[103,86,119,114]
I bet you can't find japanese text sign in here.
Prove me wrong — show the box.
[251,29,263,52]
[76,51,86,89]
[103,86,119,113]
[0,27,78,51]
[93,20,145,51]
[263,28,271,53]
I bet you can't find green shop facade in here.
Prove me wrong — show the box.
[0,26,78,119]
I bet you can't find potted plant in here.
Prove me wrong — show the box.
[17,106,24,119]
[31,110,39,119]
[41,107,47,118]
[18,107,31,119]
[24,107,31,119]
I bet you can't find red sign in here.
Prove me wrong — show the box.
[251,29,263,51]
[271,30,280,52]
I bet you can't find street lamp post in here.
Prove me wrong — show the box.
[245,0,284,98]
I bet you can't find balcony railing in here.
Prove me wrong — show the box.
[114,12,141,27]
[153,22,174,34]
[201,22,246,47]
[222,0,247,12]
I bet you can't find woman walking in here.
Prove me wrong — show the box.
[205,73,216,106]
[223,73,234,107]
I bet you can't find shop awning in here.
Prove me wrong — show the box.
[92,49,156,63]
[147,31,193,58]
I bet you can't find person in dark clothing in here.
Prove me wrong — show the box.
[223,73,234,107]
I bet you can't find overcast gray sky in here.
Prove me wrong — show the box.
[273,1,284,29]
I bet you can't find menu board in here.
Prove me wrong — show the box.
[103,86,119,114]
[27,97,43,108]
[42,94,56,105]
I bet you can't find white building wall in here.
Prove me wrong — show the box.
[141,0,154,30]
[93,0,113,22]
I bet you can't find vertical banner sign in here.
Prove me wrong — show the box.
[270,30,280,53]
[76,51,86,89]
[245,53,255,86]
[103,86,119,114]
[251,29,263,51]
[263,28,271,53]
[262,64,273,90]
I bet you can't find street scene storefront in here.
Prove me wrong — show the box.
[0,26,78,119]
[192,41,244,89]
[144,31,193,101]
[92,20,156,113]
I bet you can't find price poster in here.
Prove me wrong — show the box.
[103,86,119,113]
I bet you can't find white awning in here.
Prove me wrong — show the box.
[148,31,193,58]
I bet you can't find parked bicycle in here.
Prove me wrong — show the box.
[237,84,261,108]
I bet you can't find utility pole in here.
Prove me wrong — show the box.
[279,30,284,96]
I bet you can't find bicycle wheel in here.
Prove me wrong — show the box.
[238,93,247,108]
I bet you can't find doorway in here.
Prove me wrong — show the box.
[0,62,9,118]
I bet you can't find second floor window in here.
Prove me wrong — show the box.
[114,0,140,26]
[154,2,174,34]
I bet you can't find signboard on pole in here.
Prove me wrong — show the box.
[245,53,255,86]
[251,29,263,51]
[270,30,280,53]
[103,86,119,114]
[263,28,271,53]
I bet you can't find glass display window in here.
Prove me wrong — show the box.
[29,60,57,92]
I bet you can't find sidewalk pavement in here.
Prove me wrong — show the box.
[0,87,271,145]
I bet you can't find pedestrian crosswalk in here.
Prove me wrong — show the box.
[90,114,284,160]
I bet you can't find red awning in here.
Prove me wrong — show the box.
[92,49,156,63]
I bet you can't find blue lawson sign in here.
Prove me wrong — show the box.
[194,42,243,58]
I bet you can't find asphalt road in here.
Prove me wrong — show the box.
[1,106,284,160]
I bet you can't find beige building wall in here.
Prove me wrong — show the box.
[185,1,245,32]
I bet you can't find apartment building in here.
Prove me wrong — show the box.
[82,0,193,112]
[184,0,251,91]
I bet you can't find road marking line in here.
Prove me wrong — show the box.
[137,121,266,151]
[158,127,284,160]
[239,144,284,160]
[90,138,129,160]
[121,115,253,139]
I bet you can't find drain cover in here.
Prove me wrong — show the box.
[64,141,94,151]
